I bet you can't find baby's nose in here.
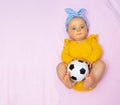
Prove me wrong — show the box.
[77,28,81,32]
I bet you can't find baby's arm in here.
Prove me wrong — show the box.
[61,39,74,64]
[87,36,102,63]
[56,39,74,88]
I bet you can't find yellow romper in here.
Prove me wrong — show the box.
[61,34,102,91]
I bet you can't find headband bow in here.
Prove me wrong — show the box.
[65,8,88,30]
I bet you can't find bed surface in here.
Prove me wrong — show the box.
[0,0,120,105]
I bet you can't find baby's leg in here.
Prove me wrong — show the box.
[84,60,105,89]
[56,62,74,89]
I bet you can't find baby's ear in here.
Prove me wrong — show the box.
[87,28,89,33]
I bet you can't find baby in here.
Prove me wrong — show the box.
[56,8,105,91]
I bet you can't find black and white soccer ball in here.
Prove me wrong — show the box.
[67,60,89,82]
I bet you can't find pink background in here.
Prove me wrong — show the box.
[0,0,120,105]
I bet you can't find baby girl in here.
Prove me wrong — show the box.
[56,8,105,91]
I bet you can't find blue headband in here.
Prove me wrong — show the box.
[65,8,88,30]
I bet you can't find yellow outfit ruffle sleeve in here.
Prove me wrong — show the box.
[61,34,102,91]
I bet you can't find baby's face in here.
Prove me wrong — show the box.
[67,17,88,41]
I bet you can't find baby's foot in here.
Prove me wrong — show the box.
[63,72,74,89]
[84,74,94,89]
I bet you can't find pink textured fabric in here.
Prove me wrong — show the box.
[0,0,120,105]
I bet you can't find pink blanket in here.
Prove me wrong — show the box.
[0,0,120,105]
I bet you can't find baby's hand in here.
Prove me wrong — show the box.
[63,71,70,80]
[83,60,92,70]
[84,74,94,89]
[85,74,93,80]
[63,71,75,88]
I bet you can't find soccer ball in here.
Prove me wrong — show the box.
[67,60,89,82]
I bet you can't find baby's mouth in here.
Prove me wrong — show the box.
[76,33,82,35]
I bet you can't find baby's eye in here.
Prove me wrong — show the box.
[80,25,84,29]
[72,27,76,30]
